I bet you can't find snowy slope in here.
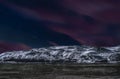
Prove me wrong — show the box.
[0,45,120,63]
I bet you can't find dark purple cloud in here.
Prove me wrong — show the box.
[0,41,30,53]
[0,0,120,53]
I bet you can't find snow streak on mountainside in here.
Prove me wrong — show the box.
[0,45,120,63]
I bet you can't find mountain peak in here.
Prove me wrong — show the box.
[0,45,120,63]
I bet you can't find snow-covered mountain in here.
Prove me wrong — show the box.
[0,45,120,63]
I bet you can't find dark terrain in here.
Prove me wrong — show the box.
[0,63,120,79]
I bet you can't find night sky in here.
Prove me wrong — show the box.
[0,0,120,53]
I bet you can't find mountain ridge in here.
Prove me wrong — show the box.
[0,45,120,63]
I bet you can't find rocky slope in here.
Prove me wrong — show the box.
[0,45,120,63]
